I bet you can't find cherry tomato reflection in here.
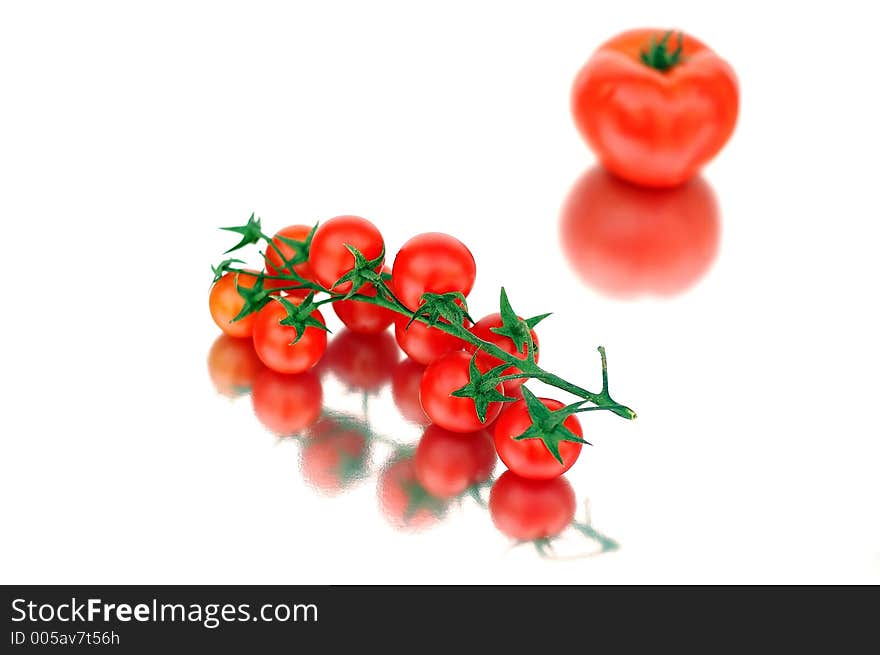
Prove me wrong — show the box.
[560,166,720,298]
[378,458,447,531]
[489,471,576,541]
[300,417,370,495]
[207,334,263,398]
[414,426,496,499]
[324,329,400,393]
[391,358,430,425]
[250,367,323,437]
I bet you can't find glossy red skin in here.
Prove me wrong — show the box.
[420,351,504,433]
[309,215,384,293]
[324,329,400,393]
[300,418,368,495]
[251,300,328,374]
[265,224,315,279]
[207,334,264,398]
[332,266,396,333]
[560,166,720,298]
[571,29,739,188]
[489,471,576,541]
[391,358,430,425]
[393,315,467,366]
[378,458,443,531]
[391,233,476,311]
[209,271,259,338]
[250,367,322,436]
[414,426,496,499]
[493,398,583,480]
[466,312,539,388]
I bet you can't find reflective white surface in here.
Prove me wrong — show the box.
[1,1,878,583]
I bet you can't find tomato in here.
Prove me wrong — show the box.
[208,270,259,338]
[394,315,467,366]
[251,299,328,374]
[332,266,396,333]
[493,398,584,479]
[466,312,539,388]
[391,233,476,311]
[207,334,264,398]
[250,367,322,436]
[265,224,314,278]
[419,350,505,433]
[391,358,430,425]
[378,458,446,530]
[324,329,399,393]
[309,215,384,293]
[414,425,496,499]
[571,29,738,188]
[489,471,576,541]
[300,418,369,495]
[559,166,720,298]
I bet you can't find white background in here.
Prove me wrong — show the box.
[1,1,878,584]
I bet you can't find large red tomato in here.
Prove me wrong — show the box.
[489,471,576,541]
[332,266,396,334]
[419,351,505,433]
[309,215,384,294]
[251,299,327,374]
[391,233,476,311]
[559,166,720,298]
[393,315,467,366]
[571,29,738,187]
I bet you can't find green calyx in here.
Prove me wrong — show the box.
[275,292,331,344]
[488,288,550,359]
[639,31,685,72]
[451,354,517,422]
[511,387,592,465]
[221,212,263,253]
[230,273,272,323]
[272,223,317,270]
[211,258,245,283]
[331,244,385,297]
[400,478,448,523]
[407,291,474,330]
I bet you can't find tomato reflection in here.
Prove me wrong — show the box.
[324,329,400,393]
[207,334,263,398]
[250,367,323,437]
[413,426,496,499]
[489,471,576,541]
[378,457,447,531]
[300,417,370,495]
[391,358,430,425]
[560,166,720,298]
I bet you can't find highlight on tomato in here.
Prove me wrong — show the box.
[250,367,323,437]
[413,425,496,499]
[209,270,260,338]
[419,350,507,433]
[392,232,476,311]
[571,29,738,188]
[324,329,399,394]
[559,166,720,298]
[377,457,447,531]
[308,215,384,293]
[207,334,264,398]
[489,471,576,541]
[251,297,328,374]
[299,417,369,495]
[332,266,396,334]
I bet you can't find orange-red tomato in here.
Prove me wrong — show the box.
[206,334,264,398]
[489,471,576,541]
[208,270,259,338]
[571,29,738,188]
[251,299,327,374]
[559,166,720,298]
[250,367,323,436]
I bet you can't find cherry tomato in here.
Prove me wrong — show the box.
[493,398,583,480]
[265,224,314,278]
[324,329,399,393]
[332,266,396,333]
[206,334,264,398]
[489,471,576,541]
[309,215,384,293]
[391,233,476,310]
[559,166,720,298]
[208,270,259,338]
[414,425,496,499]
[419,350,505,433]
[571,29,738,188]
[300,418,368,495]
[391,358,430,425]
[251,299,328,374]
[378,458,446,531]
[250,367,322,436]
[466,312,539,389]
[393,315,467,366]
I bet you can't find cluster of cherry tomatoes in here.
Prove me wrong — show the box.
[209,214,589,482]
[207,330,616,551]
